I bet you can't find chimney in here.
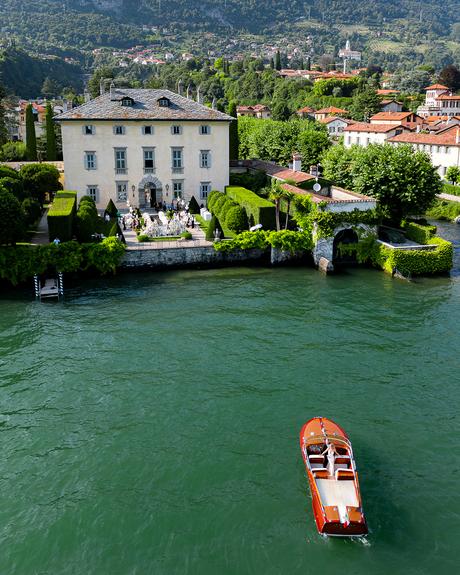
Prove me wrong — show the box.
[99,78,105,96]
[109,81,115,100]
[196,85,203,104]
[177,79,183,96]
[84,90,91,103]
[292,152,302,172]
[212,97,217,110]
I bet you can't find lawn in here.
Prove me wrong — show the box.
[195,215,236,239]
[443,183,460,197]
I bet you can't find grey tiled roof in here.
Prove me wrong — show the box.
[55,89,234,122]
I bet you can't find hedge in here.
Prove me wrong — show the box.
[225,205,249,233]
[219,197,237,220]
[374,237,453,276]
[403,221,436,245]
[207,190,223,211]
[55,191,78,199]
[0,238,126,285]
[226,186,276,230]
[205,214,224,241]
[214,230,313,253]
[47,192,77,242]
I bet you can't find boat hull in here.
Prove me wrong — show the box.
[300,417,368,537]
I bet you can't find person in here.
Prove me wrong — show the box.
[53,238,60,245]
[322,442,338,476]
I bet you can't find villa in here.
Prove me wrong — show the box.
[55,88,233,209]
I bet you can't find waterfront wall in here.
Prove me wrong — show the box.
[121,245,309,270]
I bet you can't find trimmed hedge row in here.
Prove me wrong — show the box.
[404,221,437,245]
[375,237,453,276]
[0,238,126,286]
[214,230,314,253]
[226,186,276,230]
[47,191,77,242]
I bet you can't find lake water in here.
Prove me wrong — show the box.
[0,223,459,574]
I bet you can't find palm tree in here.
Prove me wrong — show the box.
[283,190,296,229]
[269,182,284,231]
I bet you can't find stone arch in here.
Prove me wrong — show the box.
[332,228,359,263]
[138,175,163,209]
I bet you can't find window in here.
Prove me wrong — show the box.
[200,125,211,135]
[87,185,99,202]
[143,148,155,173]
[83,125,95,135]
[158,97,170,107]
[116,182,128,202]
[200,150,211,168]
[171,148,183,172]
[121,97,134,107]
[173,181,183,199]
[142,125,154,135]
[84,152,96,170]
[200,182,211,199]
[114,148,127,174]
[171,125,182,135]
[113,125,125,135]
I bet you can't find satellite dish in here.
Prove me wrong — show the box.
[313,183,321,193]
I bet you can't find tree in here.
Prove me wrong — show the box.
[188,195,200,214]
[87,66,115,98]
[283,190,296,229]
[228,101,239,161]
[349,88,382,121]
[45,103,57,161]
[20,163,61,206]
[205,214,224,241]
[446,166,460,184]
[41,77,59,99]
[269,182,284,231]
[0,188,25,245]
[322,143,441,223]
[274,50,281,71]
[0,83,8,146]
[439,65,460,91]
[25,104,37,161]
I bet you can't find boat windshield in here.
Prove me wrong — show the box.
[304,434,352,456]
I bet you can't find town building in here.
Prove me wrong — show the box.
[379,100,404,113]
[388,126,460,178]
[296,106,316,119]
[338,41,362,73]
[236,104,271,119]
[314,107,349,121]
[319,116,354,136]
[369,111,423,129]
[417,84,460,118]
[344,122,409,147]
[55,88,233,209]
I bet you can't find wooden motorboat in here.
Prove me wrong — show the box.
[300,417,368,537]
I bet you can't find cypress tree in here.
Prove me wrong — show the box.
[45,103,57,161]
[275,50,281,71]
[188,195,200,214]
[25,104,37,161]
[0,83,8,146]
[205,214,224,241]
[305,56,311,71]
[227,101,239,161]
[269,57,274,69]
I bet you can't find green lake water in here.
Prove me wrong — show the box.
[0,222,459,574]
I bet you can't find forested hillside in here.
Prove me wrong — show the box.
[0,48,83,98]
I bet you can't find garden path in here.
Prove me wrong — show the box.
[438,192,460,203]
[30,210,49,245]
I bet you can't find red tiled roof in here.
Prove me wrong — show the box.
[297,106,315,113]
[424,84,449,90]
[344,122,405,133]
[376,89,400,95]
[436,94,460,101]
[315,106,348,115]
[370,111,418,121]
[319,116,354,125]
[388,127,460,146]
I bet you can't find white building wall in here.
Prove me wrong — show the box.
[392,142,460,178]
[60,120,229,208]
[344,131,389,147]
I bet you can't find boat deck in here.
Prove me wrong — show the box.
[316,478,358,523]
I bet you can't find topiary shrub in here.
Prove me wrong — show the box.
[403,221,436,245]
[19,163,61,206]
[22,197,42,225]
[0,189,26,245]
[138,234,149,242]
[0,177,25,201]
[225,205,249,233]
[0,166,21,181]
[207,190,222,211]
[76,204,99,242]
[211,194,227,216]
[188,195,200,214]
[105,198,118,219]
[219,197,237,220]
[226,186,276,230]
[181,231,193,239]
[205,214,225,241]
[47,193,76,242]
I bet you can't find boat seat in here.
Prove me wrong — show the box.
[335,456,350,465]
[313,469,329,478]
[347,507,363,523]
[310,463,325,469]
[336,469,355,480]
[324,506,340,522]
[309,455,324,463]
[335,463,349,470]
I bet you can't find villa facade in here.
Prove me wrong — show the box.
[55,88,233,209]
